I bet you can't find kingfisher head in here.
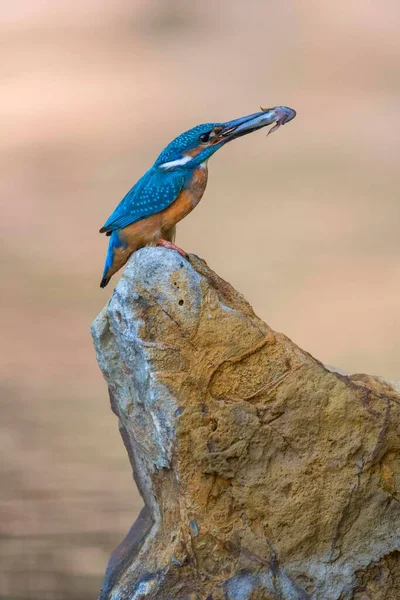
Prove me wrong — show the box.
[155,106,296,171]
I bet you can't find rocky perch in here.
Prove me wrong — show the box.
[91,248,400,600]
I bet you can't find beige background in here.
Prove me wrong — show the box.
[1,1,399,598]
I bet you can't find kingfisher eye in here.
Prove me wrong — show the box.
[199,132,212,143]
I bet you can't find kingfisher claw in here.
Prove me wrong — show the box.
[157,239,188,257]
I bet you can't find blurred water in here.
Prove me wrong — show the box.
[1,1,399,597]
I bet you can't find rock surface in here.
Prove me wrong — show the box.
[91,248,400,600]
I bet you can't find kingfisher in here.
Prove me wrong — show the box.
[99,105,296,287]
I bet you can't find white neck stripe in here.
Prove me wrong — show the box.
[159,155,192,170]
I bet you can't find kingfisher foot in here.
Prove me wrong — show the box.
[157,239,187,257]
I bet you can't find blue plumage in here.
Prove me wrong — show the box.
[154,123,220,166]
[99,124,229,239]
[101,168,186,233]
[102,231,125,279]
[99,106,296,287]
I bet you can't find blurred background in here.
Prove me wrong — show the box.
[1,1,399,598]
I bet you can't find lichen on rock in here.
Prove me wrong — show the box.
[92,248,400,600]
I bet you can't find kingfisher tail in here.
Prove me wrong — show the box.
[100,231,124,288]
[100,276,111,289]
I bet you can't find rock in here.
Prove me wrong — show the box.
[91,248,400,600]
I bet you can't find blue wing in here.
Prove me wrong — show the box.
[100,167,185,233]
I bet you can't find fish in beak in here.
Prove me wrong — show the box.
[218,106,296,143]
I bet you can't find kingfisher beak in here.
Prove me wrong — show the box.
[218,106,296,143]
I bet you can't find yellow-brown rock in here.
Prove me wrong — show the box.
[91,248,400,600]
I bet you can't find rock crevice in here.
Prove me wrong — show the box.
[92,248,400,600]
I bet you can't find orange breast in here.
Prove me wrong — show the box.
[118,166,208,259]
[161,166,208,232]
